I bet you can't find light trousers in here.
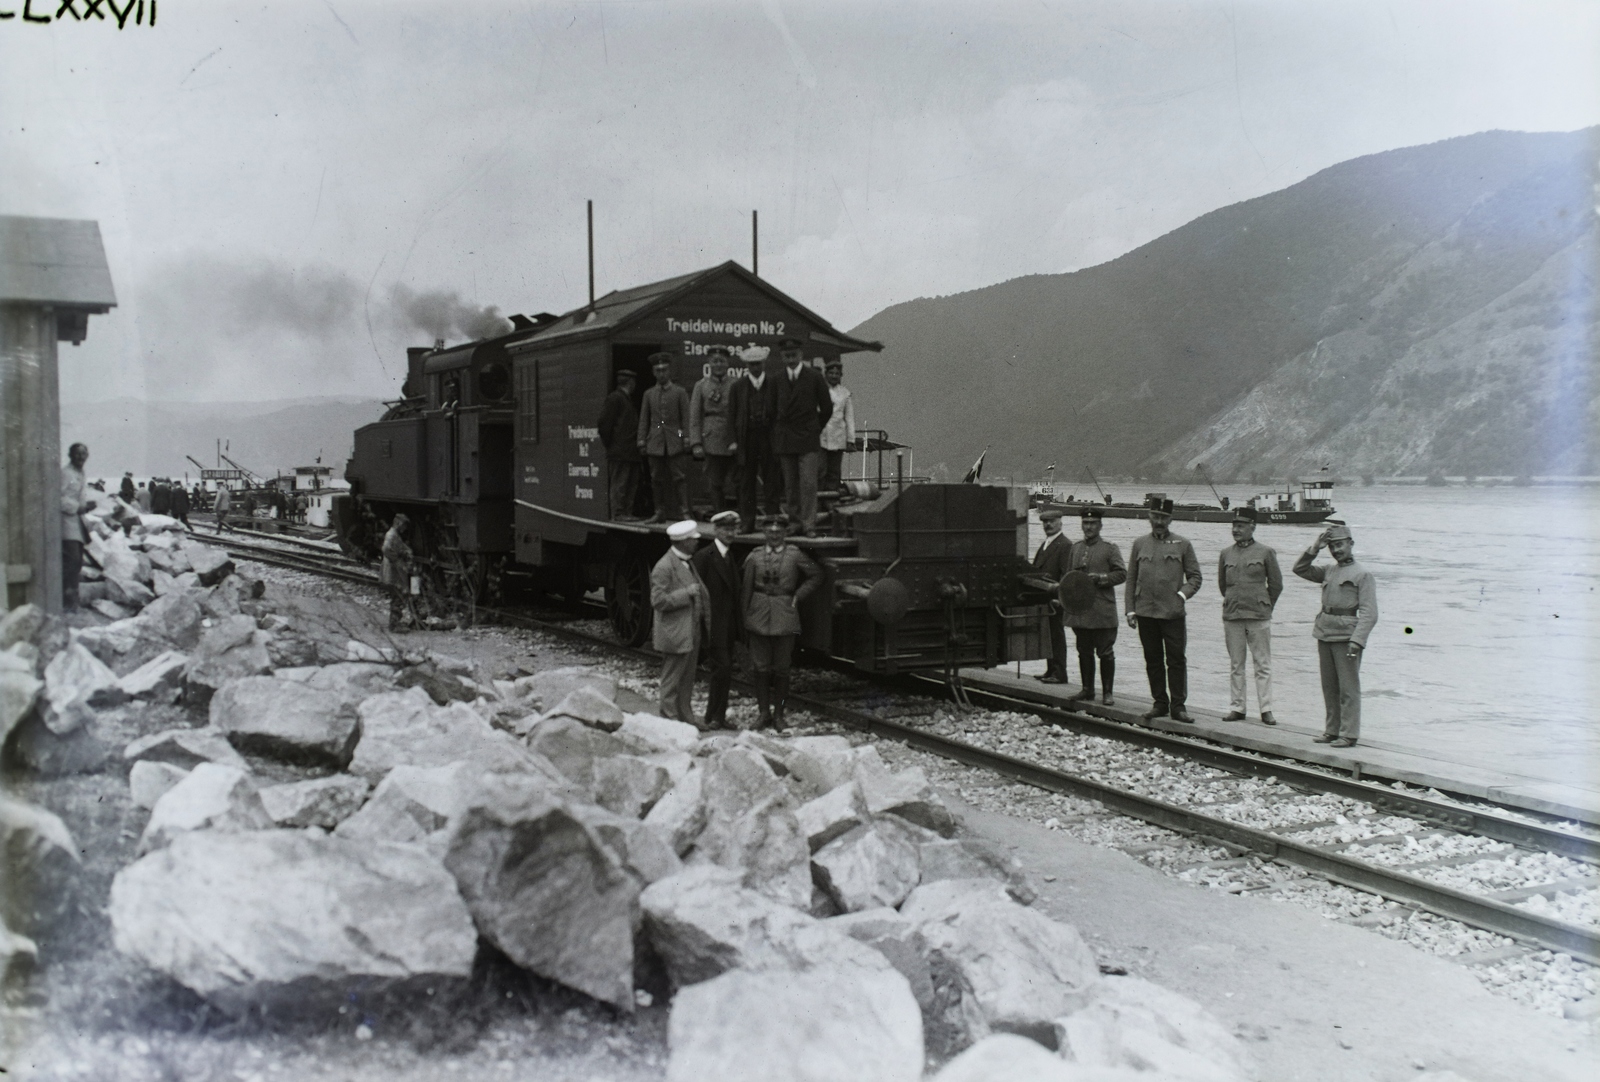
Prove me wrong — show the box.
[1223,618,1274,714]
[778,450,820,532]
[658,649,698,724]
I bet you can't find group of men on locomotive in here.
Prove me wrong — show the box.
[596,336,856,535]
[1033,499,1377,749]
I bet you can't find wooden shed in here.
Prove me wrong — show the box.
[505,261,880,562]
[1,216,116,612]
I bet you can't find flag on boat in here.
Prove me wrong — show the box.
[963,448,988,483]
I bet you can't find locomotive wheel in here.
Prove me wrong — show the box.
[606,554,653,647]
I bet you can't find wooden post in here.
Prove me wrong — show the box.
[0,304,64,613]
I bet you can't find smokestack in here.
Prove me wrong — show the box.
[404,347,430,399]
[434,338,445,351]
[587,200,595,307]
[752,209,759,277]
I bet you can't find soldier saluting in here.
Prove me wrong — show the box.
[1293,523,1378,748]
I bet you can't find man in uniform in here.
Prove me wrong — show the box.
[61,442,96,611]
[651,520,707,724]
[692,509,743,729]
[1124,496,1203,722]
[771,338,833,535]
[637,354,692,522]
[741,513,821,729]
[1218,506,1283,725]
[1064,507,1126,705]
[1293,523,1378,748]
[690,347,737,514]
[1029,507,1073,683]
[598,369,642,520]
[381,513,414,632]
[730,346,781,532]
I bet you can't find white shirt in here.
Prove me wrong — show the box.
[787,363,803,381]
[821,383,856,451]
[714,539,731,558]
[747,372,766,390]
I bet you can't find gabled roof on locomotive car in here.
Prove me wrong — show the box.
[506,260,883,354]
[0,216,117,309]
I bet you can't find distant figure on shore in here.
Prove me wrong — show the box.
[151,479,171,517]
[212,485,233,532]
[1125,496,1202,723]
[134,482,152,514]
[170,481,191,527]
[1293,523,1378,749]
[119,473,135,504]
[651,520,707,724]
[61,442,96,611]
[1217,506,1283,726]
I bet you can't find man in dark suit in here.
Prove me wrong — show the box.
[771,338,833,535]
[597,369,641,519]
[729,347,782,533]
[637,353,692,522]
[692,509,743,729]
[1030,507,1074,683]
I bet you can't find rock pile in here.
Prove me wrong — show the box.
[3,565,1253,1079]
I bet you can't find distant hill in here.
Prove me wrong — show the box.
[60,397,385,482]
[845,127,1598,481]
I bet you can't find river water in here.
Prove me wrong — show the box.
[1019,484,1600,790]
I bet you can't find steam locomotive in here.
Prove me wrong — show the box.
[335,261,1053,678]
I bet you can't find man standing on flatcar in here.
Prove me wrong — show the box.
[730,347,782,533]
[651,520,707,724]
[1065,507,1127,705]
[692,510,744,729]
[598,369,642,520]
[637,354,693,522]
[772,339,833,536]
[1030,507,1073,684]
[1124,496,1202,723]
[690,347,736,514]
[741,513,821,729]
[819,359,857,493]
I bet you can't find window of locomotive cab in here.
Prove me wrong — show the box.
[479,361,511,404]
[515,360,539,443]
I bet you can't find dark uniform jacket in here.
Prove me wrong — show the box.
[1065,536,1127,629]
[638,382,692,457]
[1031,532,1072,581]
[597,388,641,462]
[691,540,743,646]
[1125,532,1203,620]
[771,363,834,455]
[729,373,778,462]
[1218,540,1283,622]
[741,542,821,637]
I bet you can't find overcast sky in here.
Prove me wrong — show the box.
[3,0,1596,403]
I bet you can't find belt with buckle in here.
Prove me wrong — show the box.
[1322,606,1357,616]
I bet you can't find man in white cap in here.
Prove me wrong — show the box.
[692,510,744,728]
[1293,522,1378,748]
[651,519,707,724]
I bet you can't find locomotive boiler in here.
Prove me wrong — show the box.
[337,261,1053,678]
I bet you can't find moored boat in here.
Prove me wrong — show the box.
[1044,476,1336,525]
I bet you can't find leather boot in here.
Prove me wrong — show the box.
[772,673,790,730]
[1100,657,1115,705]
[754,674,772,729]
[1072,653,1095,700]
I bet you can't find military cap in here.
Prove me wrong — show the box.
[1323,523,1353,542]
[759,512,791,529]
[824,358,843,371]
[1146,496,1174,515]
[777,336,804,351]
[648,351,675,367]
[707,346,731,358]
[1233,506,1257,524]
[1079,506,1103,521]
[666,520,700,540]
[709,510,741,527]
[1038,507,1065,522]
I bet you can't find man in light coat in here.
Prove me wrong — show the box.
[637,353,693,522]
[212,485,233,532]
[1293,523,1378,748]
[1124,496,1203,723]
[740,514,820,728]
[651,520,708,724]
[61,442,96,611]
[690,347,737,514]
[818,359,856,492]
[1218,506,1284,726]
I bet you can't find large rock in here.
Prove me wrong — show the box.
[1055,976,1252,1081]
[829,908,935,1011]
[110,829,478,1013]
[571,804,684,886]
[279,661,396,706]
[918,836,1038,906]
[640,865,895,989]
[779,735,860,794]
[643,763,707,855]
[140,590,206,649]
[0,797,80,940]
[139,762,274,853]
[0,605,48,651]
[510,667,618,712]
[443,774,640,1010]
[525,714,632,790]
[118,650,189,702]
[183,616,272,704]
[350,688,575,788]
[0,667,43,746]
[901,879,1100,1051]
[856,763,958,836]
[210,676,360,768]
[667,965,924,1082]
[812,819,924,913]
[335,762,476,846]
[185,544,235,585]
[40,642,125,734]
[4,710,113,776]
[593,753,676,819]
[692,747,812,909]
[69,618,147,668]
[395,664,478,706]
[796,781,866,852]
[124,726,249,771]
[617,712,700,754]
[543,685,625,731]
[129,760,190,809]
[259,774,372,829]
[933,1034,1085,1082]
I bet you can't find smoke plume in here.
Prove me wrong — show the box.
[389,284,514,342]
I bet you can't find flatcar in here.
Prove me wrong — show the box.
[337,261,1054,679]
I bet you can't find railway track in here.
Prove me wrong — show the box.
[222,542,1600,967]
